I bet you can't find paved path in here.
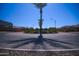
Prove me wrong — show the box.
[0,32,79,51]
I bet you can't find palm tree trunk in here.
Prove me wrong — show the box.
[40,7,42,36]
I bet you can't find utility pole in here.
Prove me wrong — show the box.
[51,18,57,33]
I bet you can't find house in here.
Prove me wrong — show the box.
[0,20,13,31]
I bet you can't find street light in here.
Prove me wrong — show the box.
[51,18,57,33]
[33,3,47,37]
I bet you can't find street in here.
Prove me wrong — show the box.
[0,32,79,51]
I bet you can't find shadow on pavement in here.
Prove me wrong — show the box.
[7,34,74,49]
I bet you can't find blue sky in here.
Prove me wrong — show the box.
[0,3,79,28]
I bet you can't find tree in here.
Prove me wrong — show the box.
[33,3,47,36]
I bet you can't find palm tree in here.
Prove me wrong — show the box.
[33,3,47,36]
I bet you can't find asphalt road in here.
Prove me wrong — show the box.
[0,32,79,51]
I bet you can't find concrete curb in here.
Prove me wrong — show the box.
[0,48,79,56]
[1,48,79,51]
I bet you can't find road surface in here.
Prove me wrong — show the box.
[0,32,79,51]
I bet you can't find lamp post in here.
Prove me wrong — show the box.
[33,3,47,36]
